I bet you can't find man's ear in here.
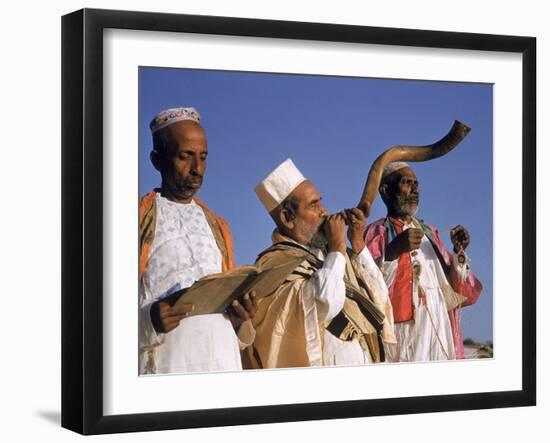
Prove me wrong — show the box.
[379,183,389,202]
[278,209,296,231]
[150,149,162,172]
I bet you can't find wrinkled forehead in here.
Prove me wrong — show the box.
[382,166,418,191]
[396,167,417,181]
[161,120,206,141]
[290,180,321,204]
[154,120,207,154]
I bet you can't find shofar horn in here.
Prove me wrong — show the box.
[357,120,471,216]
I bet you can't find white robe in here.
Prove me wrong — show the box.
[139,194,254,375]
[303,246,389,366]
[382,222,460,362]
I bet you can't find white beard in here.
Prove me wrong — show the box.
[394,195,419,217]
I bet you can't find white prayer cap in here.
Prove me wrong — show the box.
[255,159,307,212]
[382,161,410,180]
[150,107,201,134]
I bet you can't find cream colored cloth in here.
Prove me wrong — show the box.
[251,246,346,368]
[139,194,254,375]
[248,231,391,368]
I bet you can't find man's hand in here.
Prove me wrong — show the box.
[343,207,367,255]
[151,297,194,334]
[450,225,470,253]
[227,291,258,329]
[324,213,347,255]
[385,228,424,261]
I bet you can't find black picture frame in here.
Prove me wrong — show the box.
[61,8,536,435]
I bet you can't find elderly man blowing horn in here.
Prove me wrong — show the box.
[244,159,395,369]
[364,162,482,362]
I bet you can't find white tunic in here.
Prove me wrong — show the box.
[382,222,457,362]
[139,194,252,375]
[301,246,389,366]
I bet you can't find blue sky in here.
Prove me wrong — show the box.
[139,67,493,343]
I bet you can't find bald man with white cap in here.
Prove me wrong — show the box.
[243,159,395,369]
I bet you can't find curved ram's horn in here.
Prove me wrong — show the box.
[357,120,471,215]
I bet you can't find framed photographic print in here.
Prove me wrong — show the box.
[61,8,536,435]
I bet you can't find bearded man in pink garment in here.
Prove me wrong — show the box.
[364,162,482,362]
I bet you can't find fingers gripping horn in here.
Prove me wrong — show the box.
[357,120,471,216]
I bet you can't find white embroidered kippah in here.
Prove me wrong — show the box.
[149,107,201,134]
[255,159,307,212]
[382,161,410,180]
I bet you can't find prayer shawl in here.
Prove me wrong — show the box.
[364,217,482,359]
[243,231,395,369]
[139,190,235,278]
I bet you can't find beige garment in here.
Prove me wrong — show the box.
[243,231,395,369]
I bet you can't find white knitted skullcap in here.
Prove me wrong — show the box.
[149,107,201,134]
[382,161,410,180]
[255,159,307,212]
